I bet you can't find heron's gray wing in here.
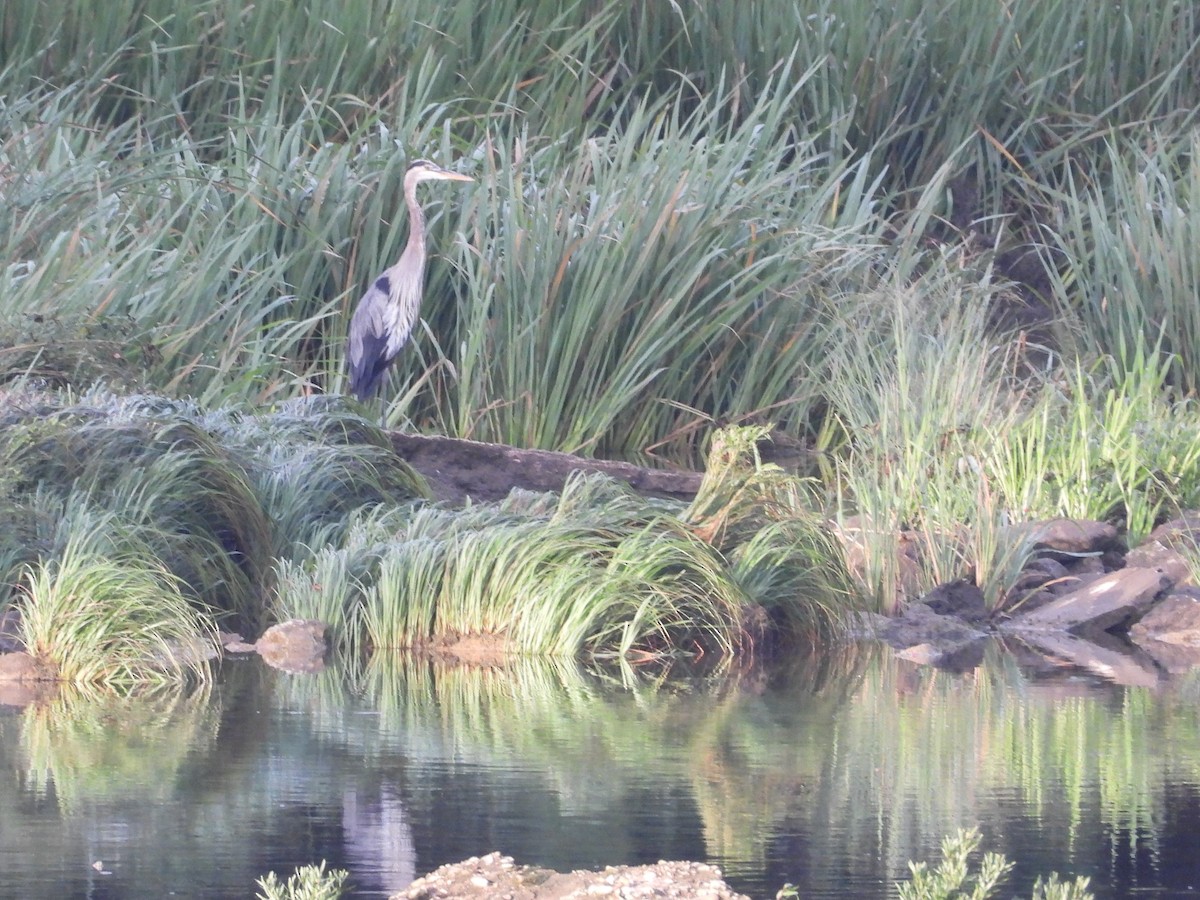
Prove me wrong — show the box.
[347,276,395,400]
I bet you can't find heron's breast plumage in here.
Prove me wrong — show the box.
[381,259,424,360]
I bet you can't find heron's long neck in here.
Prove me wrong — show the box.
[403,181,426,264]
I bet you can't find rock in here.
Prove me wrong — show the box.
[923,580,988,624]
[897,639,986,672]
[222,631,259,654]
[1130,587,1200,647]
[0,652,58,705]
[1010,557,1071,595]
[880,602,988,650]
[0,651,55,682]
[1143,511,1200,548]
[255,619,328,674]
[1025,518,1124,557]
[390,853,750,900]
[1125,540,1193,586]
[845,611,890,639]
[1130,589,1200,673]
[1006,567,1170,636]
[390,433,703,504]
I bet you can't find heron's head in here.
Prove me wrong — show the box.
[406,158,474,185]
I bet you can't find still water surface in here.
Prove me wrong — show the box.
[1,643,1199,899]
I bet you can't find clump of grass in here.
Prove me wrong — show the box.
[256,862,349,900]
[0,391,275,621]
[985,353,1200,546]
[17,526,219,688]
[823,274,1041,612]
[0,389,426,624]
[355,474,753,657]
[1041,133,1200,392]
[196,394,429,555]
[276,430,851,658]
[685,425,853,637]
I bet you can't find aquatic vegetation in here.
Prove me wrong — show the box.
[2,1,1200,637]
[5,1,1196,455]
[0,390,427,680]
[895,828,1092,900]
[256,862,349,900]
[273,428,850,657]
[15,524,220,687]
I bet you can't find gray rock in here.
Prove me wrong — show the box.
[1007,567,1170,635]
[1144,511,1200,548]
[1024,518,1124,557]
[896,638,987,672]
[389,852,751,900]
[1125,540,1193,586]
[881,602,988,649]
[1010,629,1161,688]
[1130,587,1200,646]
[1129,590,1200,672]
[0,651,52,683]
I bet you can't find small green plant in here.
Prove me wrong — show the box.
[898,828,1012,900]
[896,828,1093,900]
[256,861,349,900]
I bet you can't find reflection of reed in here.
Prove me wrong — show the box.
[20,682,218,815]
[281,646,875,870]
[272,647,1200,888]
[811,648,1200,891]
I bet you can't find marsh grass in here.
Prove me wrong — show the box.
[0,389,430,678]
[275,436,850,658]
[4,1,1200,635]
[17,529,219,687]
[331,475,756,657]
[11,1,1196,461]
[984,354,1200,546]
[822,276,1041,611]
[432,71,885,455]
[1040,134,1200,391]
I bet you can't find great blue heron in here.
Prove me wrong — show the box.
[346,158,474,401]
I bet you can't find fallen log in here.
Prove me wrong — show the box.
[388,432,703,504]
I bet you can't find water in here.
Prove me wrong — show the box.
[2,643,1199,899]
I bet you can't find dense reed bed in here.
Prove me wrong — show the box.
[3,1,1200,674]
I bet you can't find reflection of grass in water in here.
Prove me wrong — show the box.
[20,682,219,814]
[818,647,1200,882]
[282,647,873,867]
[273,649,1200,883]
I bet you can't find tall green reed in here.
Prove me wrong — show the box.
[1039,133,1200,392]
[823,269,1038,611]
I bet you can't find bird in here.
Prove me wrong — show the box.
[346,158,474,401]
